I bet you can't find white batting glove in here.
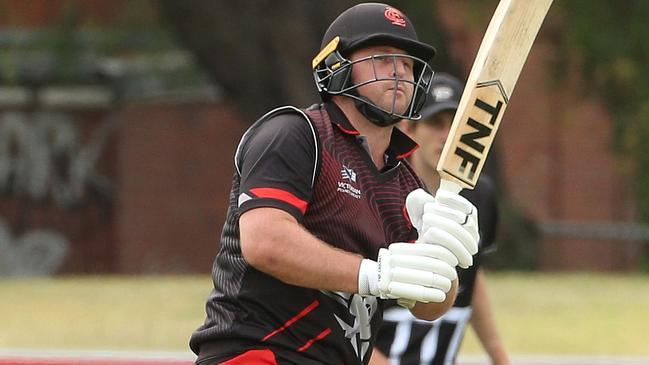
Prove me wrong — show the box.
[358,242,457,305]
[406,188,479,269]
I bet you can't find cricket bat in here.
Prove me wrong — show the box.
[436,0,554,194]
[398,0,553,309]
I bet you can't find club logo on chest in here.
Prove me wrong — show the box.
[337,164,361,199]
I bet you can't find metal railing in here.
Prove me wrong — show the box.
[538,220,649,242]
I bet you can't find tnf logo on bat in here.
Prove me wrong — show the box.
[445,81,506,185]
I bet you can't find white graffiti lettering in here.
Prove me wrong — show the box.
[0,111,116,207]
[0,217,69,276]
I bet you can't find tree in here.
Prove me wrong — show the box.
[560,1,649,228]
[157,0,454,121]
[158,1,350,120]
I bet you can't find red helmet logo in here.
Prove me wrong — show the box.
[384,7,406,27]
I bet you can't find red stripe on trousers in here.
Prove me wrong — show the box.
[218,349,277,364]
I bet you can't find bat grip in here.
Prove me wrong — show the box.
[438,178,463,194]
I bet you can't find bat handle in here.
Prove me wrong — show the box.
[438,178,463,194]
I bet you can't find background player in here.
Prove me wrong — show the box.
[370,73,511,365]
[189,4,480,365]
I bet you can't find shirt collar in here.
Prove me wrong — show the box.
[325,102,360,135]
[324,102,419,161]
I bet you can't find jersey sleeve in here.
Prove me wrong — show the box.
[235,108,319,222]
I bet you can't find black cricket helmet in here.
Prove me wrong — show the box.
[312,2,436,125]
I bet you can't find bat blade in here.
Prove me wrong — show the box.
[437,0,553,191]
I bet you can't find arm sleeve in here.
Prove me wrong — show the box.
[236,109,318,222]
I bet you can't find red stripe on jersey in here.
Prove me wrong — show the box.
[396,144,419,160]
[402,205,412,230]
[261,300,320,342]
[250,187,308,215]
[218,349,278,364]
[297,327,332,352]
[335,123,361,135]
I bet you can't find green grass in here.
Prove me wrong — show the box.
[0,273,648,356]
[0,275,211,352]
[461,272,649,356]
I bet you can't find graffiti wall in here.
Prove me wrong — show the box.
[0,90,117,276]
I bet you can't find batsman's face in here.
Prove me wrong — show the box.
[349,46,415,115]
[407,110,454,169]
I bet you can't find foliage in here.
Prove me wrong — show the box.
[158,0,354,120]
[157,0,466,121]
[559,1,649,224]
[0,0,206,94]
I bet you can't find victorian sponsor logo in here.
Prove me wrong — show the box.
[341,165,357,182]
[338,165,361,199]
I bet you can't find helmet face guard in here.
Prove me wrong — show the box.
[313,37,434,123]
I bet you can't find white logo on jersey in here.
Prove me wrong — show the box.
[341,165,357,182]
[338,165,361,199]
[321,291,377,362]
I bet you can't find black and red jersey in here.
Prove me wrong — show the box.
[374,176,499,365]
[190,102,424,365]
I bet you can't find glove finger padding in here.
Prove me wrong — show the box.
[435,188,475,215]
[390,267,452,292]
[420,213,478,265]
[405,188,435,231]
[373,243,456,304]
[388,242,458,278]
[419,227,472,268]
[433,189,480,243]
[424,203,467,224]
[388,282,446,303]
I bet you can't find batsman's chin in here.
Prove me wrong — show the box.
[380,97,410,116]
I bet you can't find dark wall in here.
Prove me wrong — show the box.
[115,101,247,273]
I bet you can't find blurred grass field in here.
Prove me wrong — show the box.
[1,272,648,356]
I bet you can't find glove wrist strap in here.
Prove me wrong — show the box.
[358,259,378,296]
